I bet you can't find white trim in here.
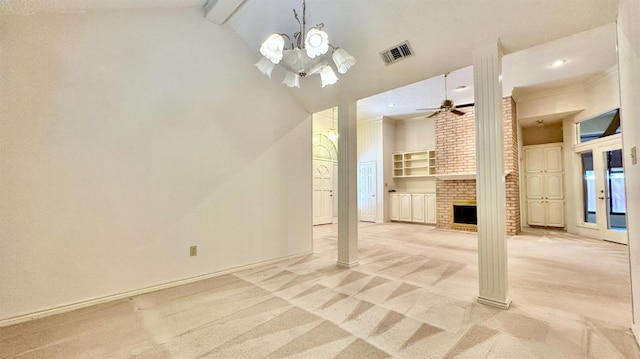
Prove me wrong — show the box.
[513,84,584,103]
[573,133,622,152]
[477,295,512,310]
[0,251,312,328]
[357,117,383,125]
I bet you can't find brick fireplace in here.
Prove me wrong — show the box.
[434,97,520,235]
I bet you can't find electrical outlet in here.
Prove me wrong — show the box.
[190,245,197,257]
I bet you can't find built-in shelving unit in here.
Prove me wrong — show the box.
[392,150,436,178]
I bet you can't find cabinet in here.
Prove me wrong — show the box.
[411,194,425,223]
[393,150,436,178]
[399,194,412,221]
[390,193,436,224]
[525,144,565,227]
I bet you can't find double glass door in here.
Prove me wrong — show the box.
[580,143,627,244]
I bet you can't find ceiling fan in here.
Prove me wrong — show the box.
[416,73,473,118]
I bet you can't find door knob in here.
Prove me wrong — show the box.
[598,196,605,200]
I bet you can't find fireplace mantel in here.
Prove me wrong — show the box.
[435,170,513,181]
[435,173,476,180]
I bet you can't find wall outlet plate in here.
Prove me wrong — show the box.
[190,246,197,257]
[631,146,637,165]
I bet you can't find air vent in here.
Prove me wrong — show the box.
[380,41,414,65]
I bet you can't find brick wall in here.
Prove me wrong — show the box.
[435,107,476,175]
[435,180,477,232]
[504,98,521,235]
[435,97,521,235]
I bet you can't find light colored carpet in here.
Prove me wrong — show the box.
[1,223,638,358]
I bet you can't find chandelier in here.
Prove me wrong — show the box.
[254,0,356,88]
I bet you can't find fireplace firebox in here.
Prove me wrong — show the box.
[451,200,477,230]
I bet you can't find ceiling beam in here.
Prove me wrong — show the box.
[204,0,245,25]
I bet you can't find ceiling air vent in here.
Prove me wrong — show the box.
[380,41,414,65]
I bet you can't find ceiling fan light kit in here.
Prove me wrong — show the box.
[254,0,356,88]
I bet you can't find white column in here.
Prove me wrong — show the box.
[473,41,511,309]
[337,96,359,268]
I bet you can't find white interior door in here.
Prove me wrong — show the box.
[358,162,377,222]
[313,160,334,225]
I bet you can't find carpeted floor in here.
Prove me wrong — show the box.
[1,222,639,358]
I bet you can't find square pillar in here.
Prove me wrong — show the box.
[473,41,511,309]
[337,96,359,268]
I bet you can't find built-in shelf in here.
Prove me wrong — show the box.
[392,150,435,178]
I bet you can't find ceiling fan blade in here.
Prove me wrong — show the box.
[427,110,442,118]
[456,103,475,109]
[451,109,465,116]
[416,107,441,111]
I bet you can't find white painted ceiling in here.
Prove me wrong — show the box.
[228,0,618,121]
[3,0,619,126]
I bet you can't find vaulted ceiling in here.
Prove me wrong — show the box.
[228,0,619,117]
[2,0,619,121]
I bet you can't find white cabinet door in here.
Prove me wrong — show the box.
[411,194,425,223]
[526,174,544,199]
[425,193,437,224]
[546,200,565,227]
[527,200,546,226]
[544,172,564,200]
[399,194,412,221]
[544,146,563,172]
[390,194,399,221]
[524,143,564,227]
[525,148,544,173]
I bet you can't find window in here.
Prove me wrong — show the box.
[577,109,620,143]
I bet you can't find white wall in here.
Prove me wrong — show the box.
[617,0,640,341]
[515,70,620,234]
[394,117,436,152]
[0,8,312,323]
[382,117,396,221]
[357,119,384,223]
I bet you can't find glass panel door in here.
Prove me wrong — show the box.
[593,145,627,244]
[580,151,596,224]
[603,149,626,232]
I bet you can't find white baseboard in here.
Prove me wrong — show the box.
[0,251,312,328]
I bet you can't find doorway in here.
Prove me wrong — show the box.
[313,159,334,225]
[358,161,376,222]
[579,141,627,244]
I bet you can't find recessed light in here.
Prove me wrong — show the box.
[551,59,567,68]
[389,103,396,107]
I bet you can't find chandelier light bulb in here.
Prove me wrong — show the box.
[260,34,285,64]
[327,128,339,142]
[282,71,301,88]
[255,57,276,78]
[305,28,329,59]
[320,65,338,87]
[332,48,356,74]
